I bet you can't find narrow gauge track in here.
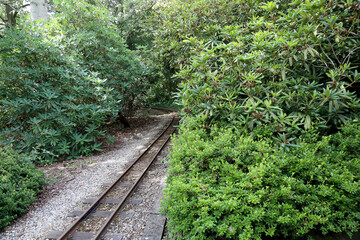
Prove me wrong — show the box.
[57,117,179,240]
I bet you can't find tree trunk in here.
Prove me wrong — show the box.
[117,113,130,128]
[5,4,17,28]
[30,0,48,21]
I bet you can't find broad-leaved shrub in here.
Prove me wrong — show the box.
[156,0,360,136]
[49,0,149,114]
[0,27,118,162]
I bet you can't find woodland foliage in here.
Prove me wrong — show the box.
[0,0,151,162]
[156,0,360,134]
[48,0,150,114]
[157,0,360,239]
[0,147,45,229]
[0,26,119,161]
[163,120,359,239]
[0,0,359,237]
[0,0,155,228]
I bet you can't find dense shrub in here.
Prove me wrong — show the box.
[156,0,360,136]
[0,1,154,161]
[162,119,360,239]
[0,27,118,162]
[0,147,45,229]
[49,0,150,114]
[157,1,360,239]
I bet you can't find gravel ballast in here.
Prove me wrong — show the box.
[0,114,173,240]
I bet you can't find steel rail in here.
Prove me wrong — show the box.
[161,217,168,239]
[57,117,177,240]
[94,125,176,239]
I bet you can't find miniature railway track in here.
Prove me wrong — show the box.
[57,117,179,240]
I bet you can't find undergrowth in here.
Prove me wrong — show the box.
[0,147,45,229]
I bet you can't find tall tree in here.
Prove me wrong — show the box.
[30,0,48,20]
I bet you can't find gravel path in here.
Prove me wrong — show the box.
[0,114,173,240]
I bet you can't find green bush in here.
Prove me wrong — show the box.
[0,1,154,162]
[156,0,360,136]
[0,27,118,162]
[162,120,360,239]
[0,147,45,229]
[156,1,360,239]
[49,0,150,114]
[329,121,360,161]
